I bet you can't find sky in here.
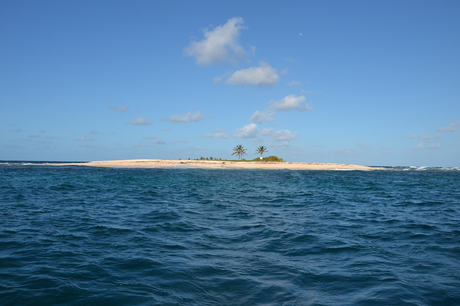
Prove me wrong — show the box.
[1,0,459,166]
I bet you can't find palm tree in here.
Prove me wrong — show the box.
[255,145,268,158]
[232,144,247,160]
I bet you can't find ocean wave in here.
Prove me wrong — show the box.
[378,166,460,171]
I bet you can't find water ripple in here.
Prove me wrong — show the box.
[0,167,459,305]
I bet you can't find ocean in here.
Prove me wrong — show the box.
[1,162,459,305]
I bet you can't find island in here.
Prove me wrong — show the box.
[61,159,376,170]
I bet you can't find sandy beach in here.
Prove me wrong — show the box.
[61,159,376,170]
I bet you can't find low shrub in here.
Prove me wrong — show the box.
[254,156,284,162]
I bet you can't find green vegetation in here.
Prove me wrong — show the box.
[194,157,223,161]
[188,146,284,162]
[253,155,284,162]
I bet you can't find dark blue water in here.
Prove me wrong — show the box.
[1,163,459,305]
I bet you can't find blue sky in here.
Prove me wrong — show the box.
[1,0,459,166]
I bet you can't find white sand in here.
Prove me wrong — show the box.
[60,159,376,170]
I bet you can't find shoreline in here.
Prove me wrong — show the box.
[59,159,377,170]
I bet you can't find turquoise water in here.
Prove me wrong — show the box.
[1,163,459,305]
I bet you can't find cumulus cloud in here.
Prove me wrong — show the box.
[226,62,279,87]
[250,110,275,124]
[109,105,129,112]
[269,95,312,111]
[184,17,247,65]
[76,136,95,141]
[438,121,459,132]
[163,111,205,123]
[234,123,258,138]
[128,117,152,125]
[261,128,297,141]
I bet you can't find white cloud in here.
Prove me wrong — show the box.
[79,143,100,149]
[271,141,290,147]
[89,130,99,134]
[202,130,230,139]
[287,80,302,86]
[269,95,312,111]
[250,45,256,55]
[421,134,435,140]
[163,111,205,123]
[109,105,129,112]
[144,136,165,145]
[116,142,122,145]
[414,142,441,150]
[226,62,279,87]
[411,133,442,140]
[234,123,258,138]
[75,136,95,141]
[299,33,303,36]
[184,17,247,65]
[438,121,459,132]
[261,128,297,141]
[355,141,371,150]
[300,89,313,94]
[334,147,356,155]
[214,75,225,84]
[39,129,45,133]
[213,72,230,84]
[281,67,289,74]
[128,117,152,125]
[249,110,275,124]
